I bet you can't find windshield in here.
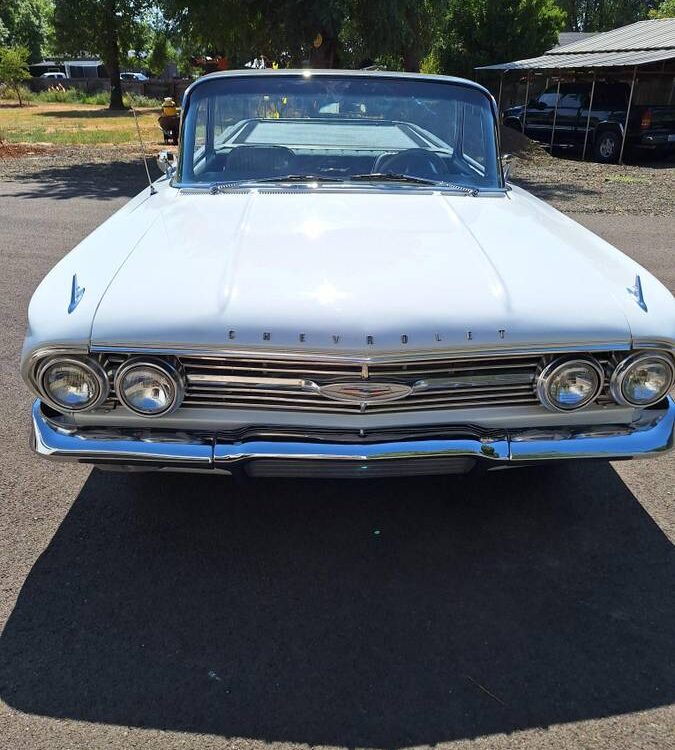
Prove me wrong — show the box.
[178,74,501,190]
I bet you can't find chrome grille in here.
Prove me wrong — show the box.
[100,352,558,414]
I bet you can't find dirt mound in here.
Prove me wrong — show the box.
[500,126,547,161]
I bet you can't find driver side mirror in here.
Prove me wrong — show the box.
[157,150,175,177]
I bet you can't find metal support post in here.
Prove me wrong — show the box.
[550,78,561,151]
[522,72,531,133]
[582,73,596,161]
[619,66,637,165]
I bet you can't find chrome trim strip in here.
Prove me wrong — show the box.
[213,437,509,464]
[30,398,674,472]
[632,339,675,352]
[89,341,632,365]
[186,373,321,392]
[412,373,533,391]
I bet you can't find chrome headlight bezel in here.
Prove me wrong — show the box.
[114,358,185,417]
[536,357,604,412]
[36,356,109,412]
[610,352,674,407]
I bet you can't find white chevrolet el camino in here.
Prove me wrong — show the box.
[22,70,675,477]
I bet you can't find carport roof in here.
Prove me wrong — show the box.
[477,17,675,71]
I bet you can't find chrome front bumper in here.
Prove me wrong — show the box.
[31,399,675,477]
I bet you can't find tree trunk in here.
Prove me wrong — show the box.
[103,0,124,110]
[309,29,338,68]
[402,47,420,73]
[402,5,421,72]
[15,84,23,107]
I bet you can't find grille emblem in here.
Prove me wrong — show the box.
[320,382,412,404]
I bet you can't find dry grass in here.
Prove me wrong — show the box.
[0,101,163,146]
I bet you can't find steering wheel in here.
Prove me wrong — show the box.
[373,148,448,180]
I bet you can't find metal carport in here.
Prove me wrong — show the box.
[476,18,675,163]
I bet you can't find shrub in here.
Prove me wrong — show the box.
[0,82,33,103]
[0,46,32,105]
[125,92,162,107]
[30,88,161,108]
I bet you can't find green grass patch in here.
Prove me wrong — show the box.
[0,102,161,146]
[1,124,153,145]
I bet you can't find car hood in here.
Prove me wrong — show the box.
[90,187,636,353]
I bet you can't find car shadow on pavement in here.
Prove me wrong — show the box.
[1,462,673,747]
[5,160,155,201]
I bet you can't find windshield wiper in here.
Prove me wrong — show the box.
[248,174,344,183]
[210,175,344,192]
[350,172,439,185]
[350,173,480,194]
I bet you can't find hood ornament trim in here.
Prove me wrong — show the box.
[628,274,647,312]
[319,382,412,404]
[68,274,85,314]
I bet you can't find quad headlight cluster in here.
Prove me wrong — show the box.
[35,355,185,416]
[32,350,672,416]
[536,352,674,412]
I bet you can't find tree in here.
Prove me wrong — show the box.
[0,0,54,63]
[435,0,565,78]
[348,0,444,71]
[649,0,675,18]
[160,0,352,68]
[555,1,660,31]
[0,45,31,105]
[53,0,150,109]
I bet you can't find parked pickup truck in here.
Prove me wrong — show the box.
[502,81,675,163]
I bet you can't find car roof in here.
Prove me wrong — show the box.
[183,68,493,101]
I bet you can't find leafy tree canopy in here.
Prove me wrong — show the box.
[433,0,565,78]
[0,44,32,104]
[648,0,675,18]
[53,0,152,108]
[0,0,54,62]
[555,0,661,31]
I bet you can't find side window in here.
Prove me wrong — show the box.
[538,92,561,107]
[461,102,487,171]
[559,93,584,108]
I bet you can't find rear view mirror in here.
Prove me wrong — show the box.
[502,153,513,182]
[157,151,175,176]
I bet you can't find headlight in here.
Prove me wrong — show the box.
[114,359,184,416]
[536,357,604,412]
[38,357,108,411]
[610,352,674,407]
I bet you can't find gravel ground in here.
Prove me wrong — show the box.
[2,137,674,214]
[0,144,674,750]
[500,129,675,215]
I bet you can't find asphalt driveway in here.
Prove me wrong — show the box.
[0,159,673,750]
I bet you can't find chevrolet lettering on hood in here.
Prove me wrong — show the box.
[21,70,675,478]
